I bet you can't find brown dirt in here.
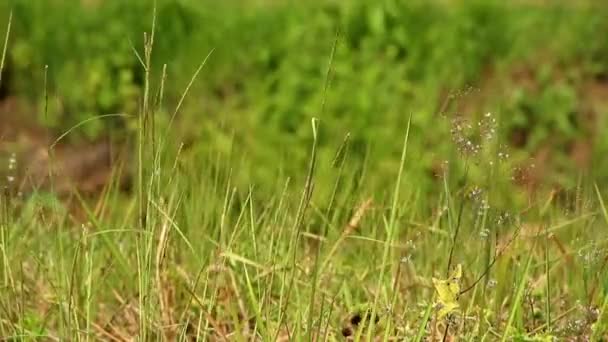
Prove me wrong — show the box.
[0,97,130,197]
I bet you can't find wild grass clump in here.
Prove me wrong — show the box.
[1,2,608,341]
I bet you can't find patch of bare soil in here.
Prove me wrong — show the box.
[0,97,130,197]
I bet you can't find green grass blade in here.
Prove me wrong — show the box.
[501,238,537,341]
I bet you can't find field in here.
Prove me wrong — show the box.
[1,0,608,340]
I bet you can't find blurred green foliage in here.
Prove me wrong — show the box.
[1,0,608,196]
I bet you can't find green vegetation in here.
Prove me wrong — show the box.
[1,0,608,340]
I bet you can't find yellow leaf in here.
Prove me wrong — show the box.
[432,264,462,319]
[450,264,462,281]
[437,302,459,320]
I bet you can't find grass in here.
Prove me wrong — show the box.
[0,145,607,340]
[1,1,608,341]
[1,94,607,340]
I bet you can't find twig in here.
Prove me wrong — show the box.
[460,222,523,295]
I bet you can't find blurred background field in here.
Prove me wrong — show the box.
[1,0,607,197]
[1,0,608,340]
